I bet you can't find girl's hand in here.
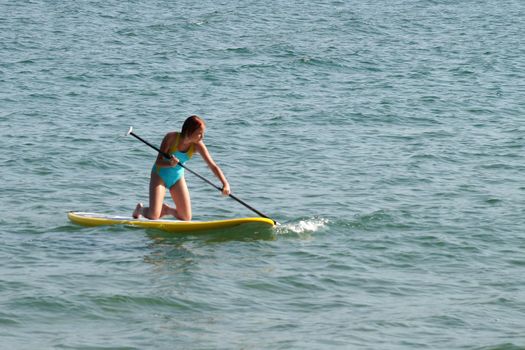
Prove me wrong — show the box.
[221,183,231,196]
[169,156,179,167]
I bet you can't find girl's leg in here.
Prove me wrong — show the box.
[133,172,166,219]
[169,176,192,221]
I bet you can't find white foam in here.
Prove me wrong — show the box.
[277,218,329,234]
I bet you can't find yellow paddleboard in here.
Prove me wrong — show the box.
[68,211,275,233]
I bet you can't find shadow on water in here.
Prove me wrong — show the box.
[143,239,196,273]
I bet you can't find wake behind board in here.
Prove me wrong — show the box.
[68,211,275,233]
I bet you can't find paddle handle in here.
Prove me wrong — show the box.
[127,129,276,224]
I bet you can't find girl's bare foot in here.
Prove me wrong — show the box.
[132,203,143,218]
[162,203,176,217]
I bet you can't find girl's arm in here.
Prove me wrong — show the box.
[195,141,230,195]
[155,132,179,168]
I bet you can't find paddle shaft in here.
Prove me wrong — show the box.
[128,131,276,224]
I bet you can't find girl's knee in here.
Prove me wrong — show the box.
[177,212,192,221]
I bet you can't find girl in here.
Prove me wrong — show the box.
[133,115,230,221]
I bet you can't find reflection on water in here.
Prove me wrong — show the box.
[144,237,196,273]
[142,225,276,271]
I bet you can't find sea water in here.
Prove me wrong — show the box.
[1,1,524,349]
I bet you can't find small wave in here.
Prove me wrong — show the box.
[276,218,329,236]
[476,343,525,350]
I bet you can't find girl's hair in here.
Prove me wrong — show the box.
[181,115,205,138]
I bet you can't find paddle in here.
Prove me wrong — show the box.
[126,127,277,225]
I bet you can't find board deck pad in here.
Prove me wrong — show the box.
[68,211,275,233]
